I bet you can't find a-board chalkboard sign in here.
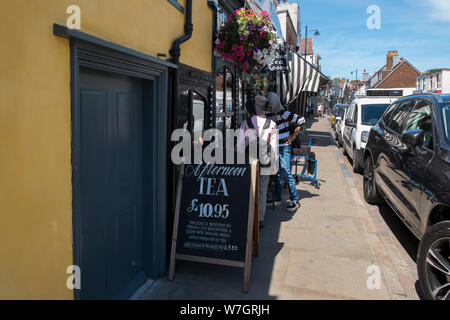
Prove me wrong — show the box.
[169,161,258,293]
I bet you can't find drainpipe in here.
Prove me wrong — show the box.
[169,0,193,64]
[169,0,193,132]
[167,0,193,228]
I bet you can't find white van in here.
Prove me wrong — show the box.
[342,97,396,172]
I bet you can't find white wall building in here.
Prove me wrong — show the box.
[276,1,301,51]
[416,69,450,94]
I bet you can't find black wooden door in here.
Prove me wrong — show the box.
[78,68,145,299]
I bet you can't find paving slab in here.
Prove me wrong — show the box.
[272,227,375,261]
[284,250,390,300]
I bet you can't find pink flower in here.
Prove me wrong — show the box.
[243,60,249,71]
[240,45,244,51]
[232,44,238,51]
[223,53,231,60]
[247,51,252,56]
[231,53,237,61]
[227,14,233,18]
[239,56,245,61]
[217,42,224,48]
[235,9,239,14]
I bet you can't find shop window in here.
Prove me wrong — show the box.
[191,90,206,144]
[216,69,225,131]
[177,89,206,135]
[215,67,235,131]
[224,68,234,130]
[217,7,227,30]
[237,77,248,126]
[178,90,190,130]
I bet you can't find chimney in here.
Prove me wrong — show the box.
[363,69,369,81]
[386,50,393,70]
[392,50,399,66]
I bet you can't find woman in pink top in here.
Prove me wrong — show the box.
[237,95,278,228]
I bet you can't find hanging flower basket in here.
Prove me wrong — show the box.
[246,70,269,96]
[214,8,279,76]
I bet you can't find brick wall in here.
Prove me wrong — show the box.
[377,62,420,88]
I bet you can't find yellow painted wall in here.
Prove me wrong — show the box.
[0,0,212,299]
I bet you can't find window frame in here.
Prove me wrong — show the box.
[189,89,208,136]
[215,65,241,131]
[403,98,436,152]
[382,100,415,135]
[167,0,184,13]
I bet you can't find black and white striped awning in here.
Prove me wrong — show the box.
[281,50,321,107]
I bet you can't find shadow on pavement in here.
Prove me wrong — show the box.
[375,203,420,262]
[142,194,294,300]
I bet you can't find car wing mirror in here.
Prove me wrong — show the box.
[401,130,424,154]
[345,119,354,127]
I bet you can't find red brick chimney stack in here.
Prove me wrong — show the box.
[387,50,394,70]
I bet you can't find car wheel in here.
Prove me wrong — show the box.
[417,221,450,300]
[334,132,338,141]
[338,135,343,147]
[363,156,381,204]
[352,148,362,173]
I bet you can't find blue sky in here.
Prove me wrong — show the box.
[285,0,450,79]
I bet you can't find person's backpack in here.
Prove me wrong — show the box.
[245,117,273,168]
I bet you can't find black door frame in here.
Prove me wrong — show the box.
[54,24,175,299]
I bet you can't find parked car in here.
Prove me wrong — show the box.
[334,104,350,147]
[342,97,395,172]
[363,93,450,300]
[331,104,342,129]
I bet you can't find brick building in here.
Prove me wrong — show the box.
[366,50,420,89]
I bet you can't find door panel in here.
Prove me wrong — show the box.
[79,69,144,299]
[397,100,435,230]
[343,103,356,155]
[380,100,417,226]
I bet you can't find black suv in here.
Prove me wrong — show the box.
[362,93,450,300]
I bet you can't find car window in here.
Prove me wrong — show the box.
[403,100,434,150]
[346,104,355,120]
[381,102,398,124]
[441,103,450,145]
[361,104,390,125]
[385,100,414,134]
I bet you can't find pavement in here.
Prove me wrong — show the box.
[140,115,420,300]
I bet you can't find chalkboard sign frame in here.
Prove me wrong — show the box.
[168,161,259,293]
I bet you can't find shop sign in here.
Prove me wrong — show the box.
[169,161,259,293]
[265,47,288,72]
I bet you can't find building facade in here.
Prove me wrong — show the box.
[0,0,216,300]
[416,69,450,94]
[0,0,328,300]
[366,50,420,89]
[277,1,301,51]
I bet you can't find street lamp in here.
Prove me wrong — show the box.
[351,68,358,91]
[304,25,320,60]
